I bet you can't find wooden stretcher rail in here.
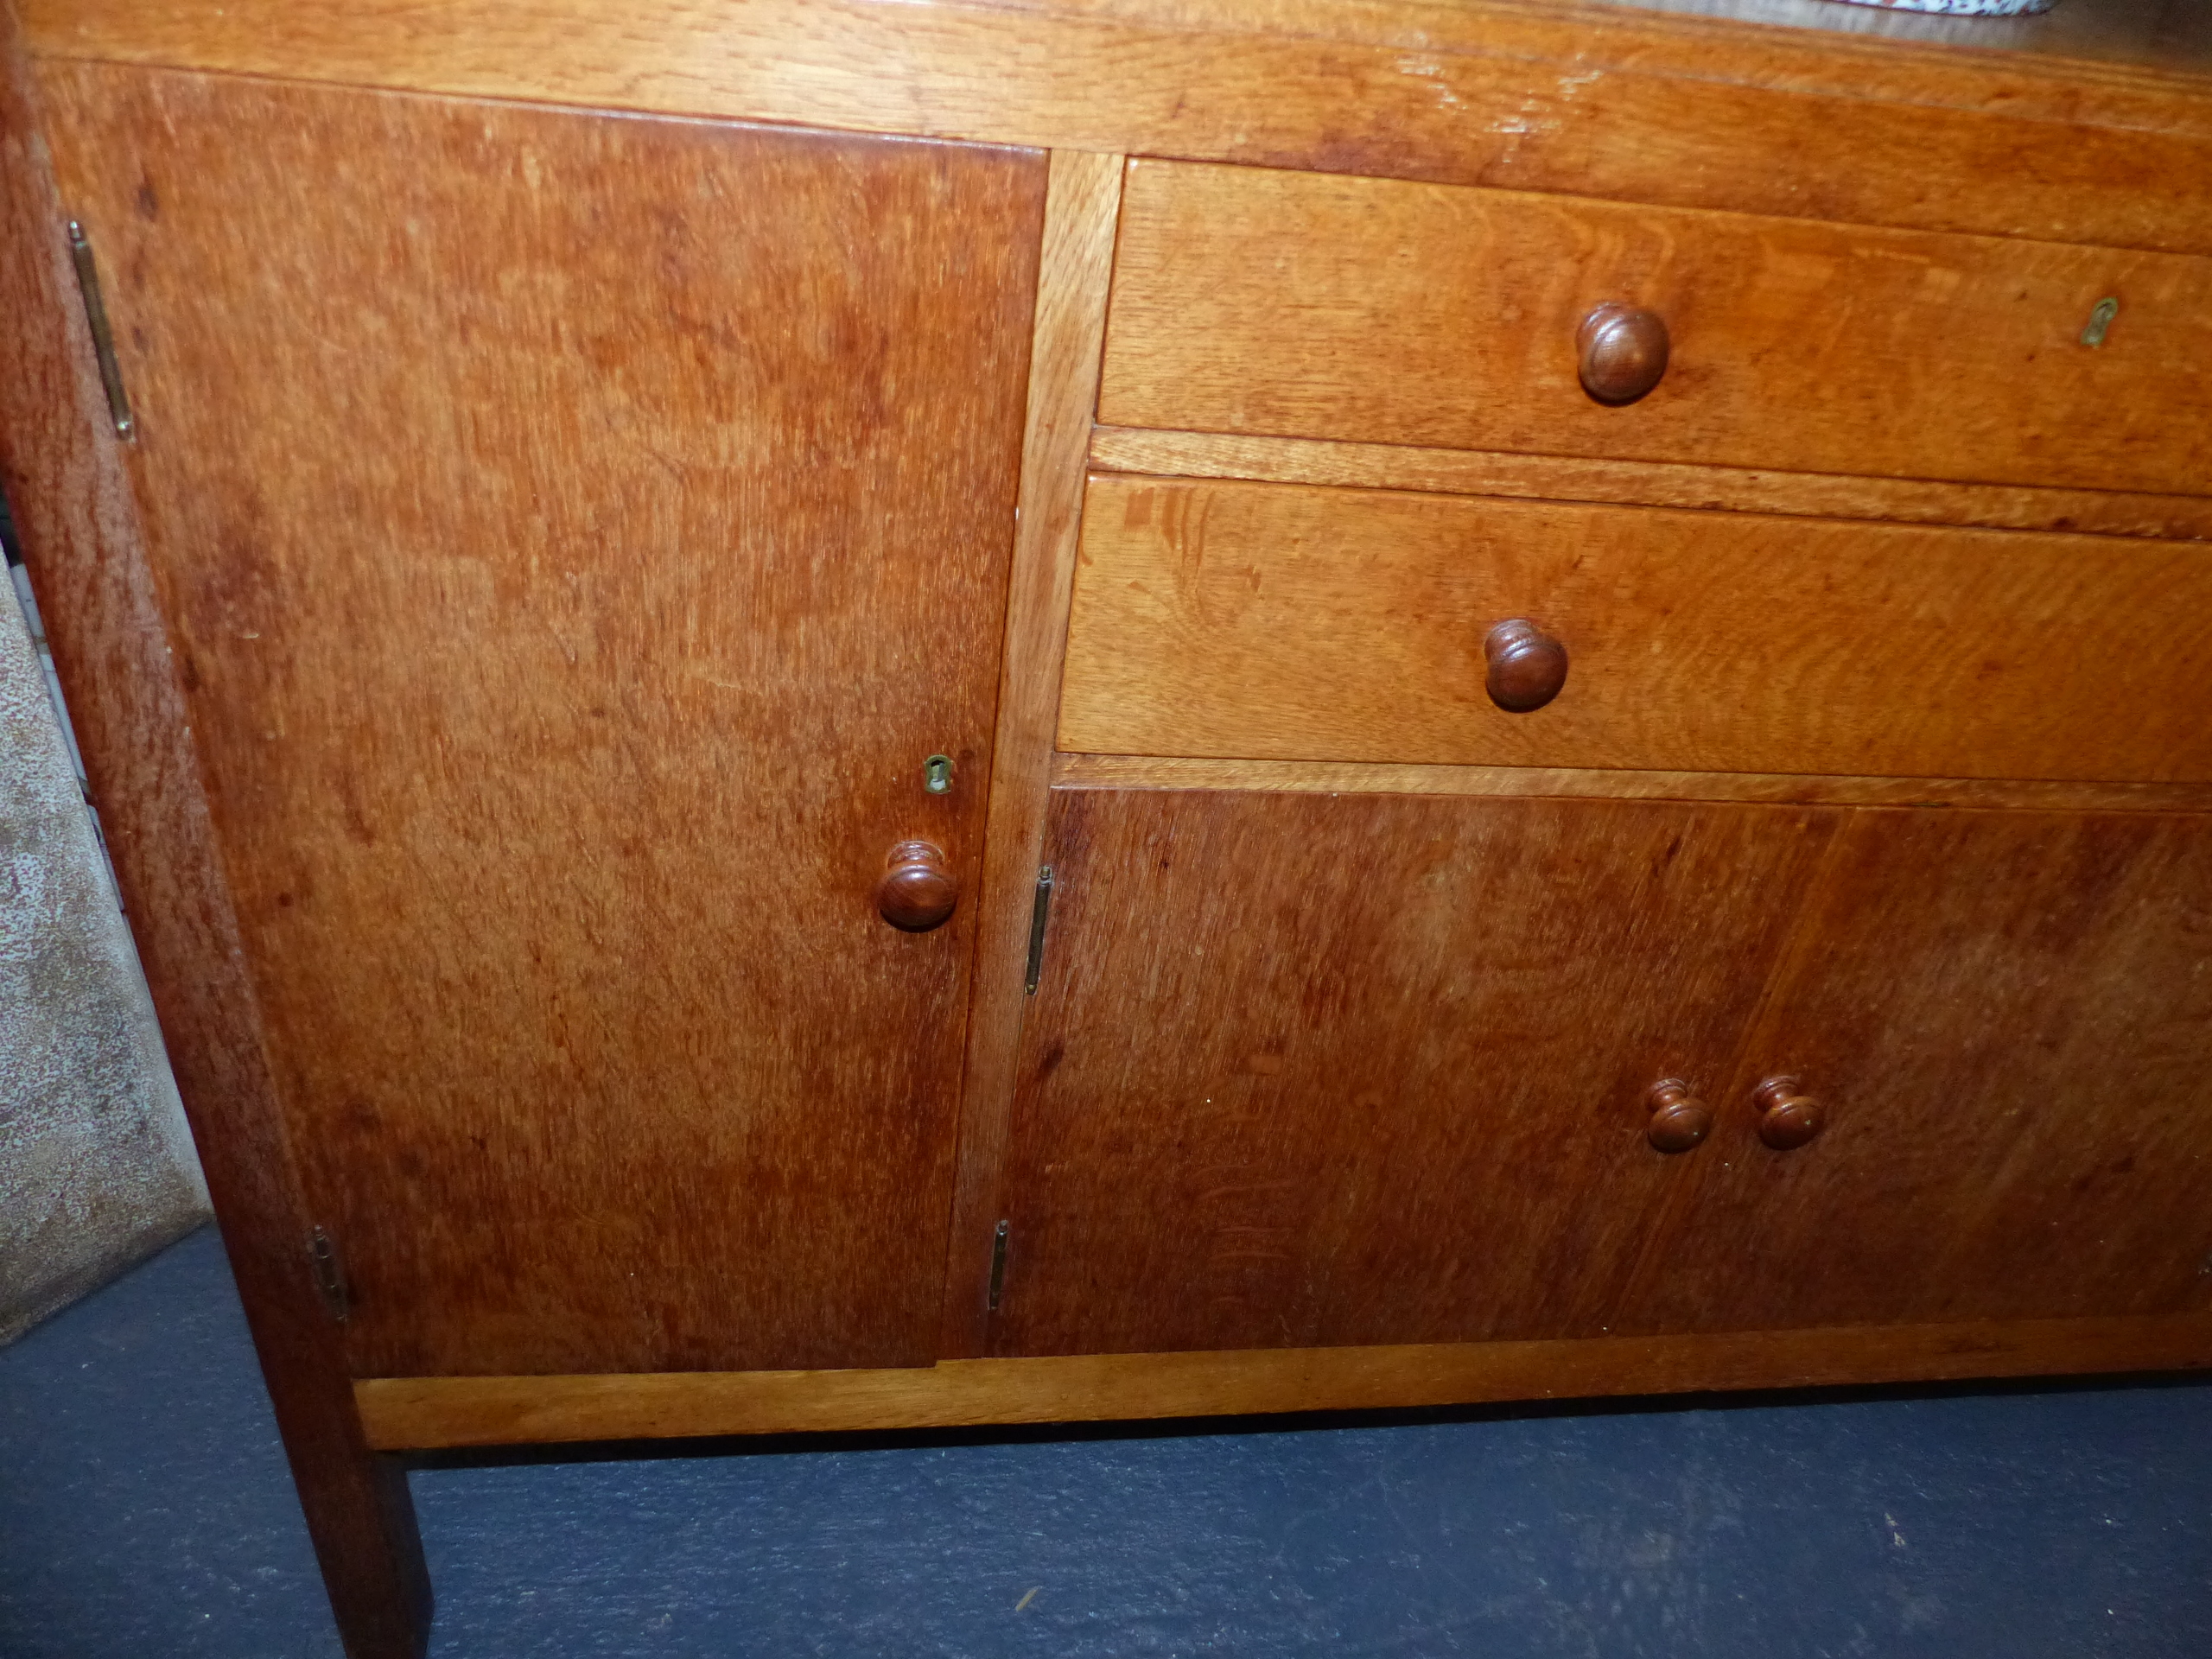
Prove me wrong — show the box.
[357,1313,2212,1450]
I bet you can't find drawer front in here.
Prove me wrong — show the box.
[1058,477,2212,783]
[1099,159,2212,498]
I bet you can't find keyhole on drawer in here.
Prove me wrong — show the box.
[925,753,954,794]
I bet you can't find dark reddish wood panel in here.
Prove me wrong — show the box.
[38,62,1046,1376]
[990,786,1836,1357]
[1640,808,2212,1334]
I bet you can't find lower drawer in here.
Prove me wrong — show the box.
[989,786,2212,1357]
[1058,475,2212,783]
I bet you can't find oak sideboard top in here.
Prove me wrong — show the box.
[21,0,2212,256]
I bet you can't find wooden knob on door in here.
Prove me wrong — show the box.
[1578,303,1670,405]
[1752,1075,1825,1150]
[877,840,958,931]
[1484,620,1569,712]
[1646,1079,1713,1154]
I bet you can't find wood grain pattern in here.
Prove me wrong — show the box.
[1637,806,2212,1333]
[1052,753,2212,816]
[989,786,1836,1356]
[940,149,1123,1360]
[38,61,1046,1376]
[0,16,430,1657]
[1101,160,2212,497]
[1058,477,2212,784]
[356,1308,2212,1449]
[24,0,2212,254]
[1088,428,2212,544]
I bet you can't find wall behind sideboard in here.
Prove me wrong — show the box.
[2,495,206,1345]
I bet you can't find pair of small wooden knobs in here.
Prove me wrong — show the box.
[1648,1077,1823,1154]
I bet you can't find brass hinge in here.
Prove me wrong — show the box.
[1022,866,1054,995]
[65,220,135,440]
[308,1226,350,1324]
[987,1219,1009,1313]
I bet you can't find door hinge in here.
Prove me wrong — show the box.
[1023,866,1054,995]
[65,220,135,440]
[987,1219,1009,1313]
[308,1226,350,1324]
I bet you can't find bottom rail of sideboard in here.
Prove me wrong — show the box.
[355,1313,2212,1451]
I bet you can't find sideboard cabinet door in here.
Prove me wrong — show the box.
[990,786,1837,1357]
[37,64,1047,1374]
[1641,808,2212,1335]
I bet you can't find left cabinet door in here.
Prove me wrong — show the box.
[38,64,1046,1375]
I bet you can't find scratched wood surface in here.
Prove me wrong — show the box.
[1635,806,2212,1334]
[1058,477,2212,785]
[1101,160,2212,498]
[988,786,1835,1356]
[22,0,2212,254]
[38,61,1046,1376]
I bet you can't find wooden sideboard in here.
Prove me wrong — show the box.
[5,1,2211,1652]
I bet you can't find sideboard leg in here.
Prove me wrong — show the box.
[228,1235,433,1658]
[278,1427,433,1659]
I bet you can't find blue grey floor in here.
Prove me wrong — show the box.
[4,1226,2210,1658]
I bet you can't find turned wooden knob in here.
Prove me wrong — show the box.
[1578,302,1670,405]
[876,840,957,931]
[1484,619,1569,713]
[1752,1075,1824,1150]
[1645,1079,1713,1154]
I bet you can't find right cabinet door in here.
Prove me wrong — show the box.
[1642,808,2212,1336]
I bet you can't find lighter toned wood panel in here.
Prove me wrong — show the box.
[24,0,2212,254]
[41,61,1046,1376]
[1058,0,2212,105]
[1102,161,2212,497]
[1052,753,2212,815]
[356,1311,2212,1448]
[1058,477,2212,784]
[1089,428,2212,544]
[993,788,1835,1355]
[1639,807,2212,1333]
[939,149,1124,1360]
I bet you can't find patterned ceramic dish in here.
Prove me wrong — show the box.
[1820,0,2055,13]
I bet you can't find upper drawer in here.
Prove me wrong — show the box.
[1058,476,2212,783]
[1098,160,2212,498]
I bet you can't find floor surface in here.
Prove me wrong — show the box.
[3,1224,2209,1657]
